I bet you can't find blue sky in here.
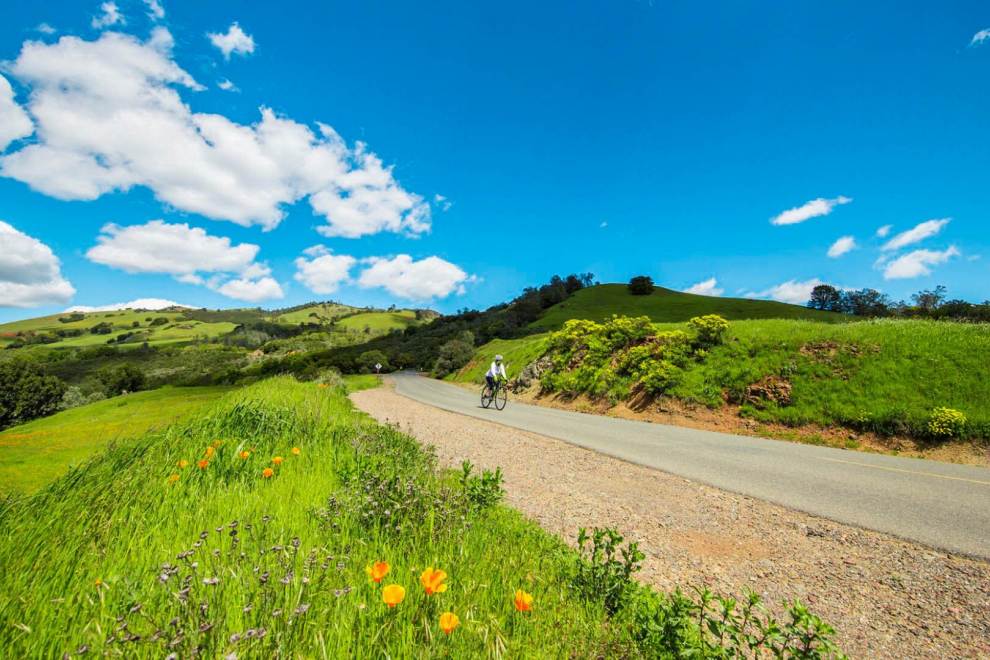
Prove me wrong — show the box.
[1,0,988,322]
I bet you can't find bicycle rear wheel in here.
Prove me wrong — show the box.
[494,385,507,410]
[481,385,494,408]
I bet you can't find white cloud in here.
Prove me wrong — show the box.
[294,247,356,294]
[87,220,259,275]
[0,75,33,152]
[217,78,238,92]
[882,246,960,280]
[827,235,857,258]
[684,277,723,296]
[91,2,124,29]
[433,193,452,212]
[0,220,75,308]
[881,218,949,251]
[0,30,430,237]
[746,278,824,305]
[208,22,255,59]
[215,276,283,302]
[770,195,852,226]
[357,255,474,300]
[875,224,892,238]
[971,29,990,46]
[36,23,57,35]
[85,220,283,302]
[144,0,165,20]
[67,298,188,312]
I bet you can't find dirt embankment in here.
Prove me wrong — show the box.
[351,385,990,659]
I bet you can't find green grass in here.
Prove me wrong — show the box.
[0,378,630,657]
[273,303,358,324]
[342,373,382,392]
[0,386,234,495]
[448,335,550,384]
[532,284,843,330]
[336,310,421,332]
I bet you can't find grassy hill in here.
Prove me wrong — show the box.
[0,385,233,495]
[337,309,421,332]
[532,284,842,329]
[272,302,359,324]
[0,376,840,656]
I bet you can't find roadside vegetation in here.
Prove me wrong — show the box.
[0,377,843,657]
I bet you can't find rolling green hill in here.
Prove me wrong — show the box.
[336,309,421,332]
[532,284,842,329]
[273,302,359,324]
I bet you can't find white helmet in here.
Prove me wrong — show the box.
[495,354,503,361]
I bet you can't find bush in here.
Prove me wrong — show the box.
[59,386,106,411]
[927,407,966,439]
[89,321,113,335]
[572,527,644,616]
[627,275,655,296]
[149,317,169,326]
[0,360,68,429]
[97,364,147,396]
[58,313,85,323]
[688,314,730,348]
[356,349,390,374]
[459,460,505,511]
[433,337,475,378]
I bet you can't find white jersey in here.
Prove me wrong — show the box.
[486,361,506,379]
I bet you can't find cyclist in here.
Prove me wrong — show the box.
[485,354,507,391]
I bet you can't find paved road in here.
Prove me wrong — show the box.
[389,373,990,559]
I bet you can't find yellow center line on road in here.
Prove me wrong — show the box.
[818,457,990,486]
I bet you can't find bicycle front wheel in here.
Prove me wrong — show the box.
[494,386,507,410]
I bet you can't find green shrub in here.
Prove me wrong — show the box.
[459,460,505,511]
[638,360,683,394]
[571,527,644,616]
[97,363,147,396]
[927,407,966,439]
[0,359,68,429]
[688,314,729,348]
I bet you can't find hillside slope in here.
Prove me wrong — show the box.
[532,284,842,329]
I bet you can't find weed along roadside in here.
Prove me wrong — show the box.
[0,376,845,657]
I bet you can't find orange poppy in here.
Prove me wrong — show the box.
[514,589,533,612]
[240,450,251,459]
[291,446,301,456]
[177,459,189,469]
[167,473,180,483]
[382,584,405,607]
[272,456,284,465]
[262,467,274,478]
[197,459,209,470]
[420,567,448,595]
[365,561,390,583]
[439,612,460,635]
[205,446,215,458]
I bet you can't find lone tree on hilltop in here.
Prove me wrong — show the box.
[628,275,655,296]
[808,284,843,311]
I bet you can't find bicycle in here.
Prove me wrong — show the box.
[480,377,508,410]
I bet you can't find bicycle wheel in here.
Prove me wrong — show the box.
[480,385,494,408]
[494,385,507,410]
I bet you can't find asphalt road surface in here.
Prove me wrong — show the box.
[389,373,990,559]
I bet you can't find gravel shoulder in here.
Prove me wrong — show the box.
[352,385,990,659]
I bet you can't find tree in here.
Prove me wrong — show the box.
[912,285,947,313]
[357,350,390,374]
[807,284,843,311]
[843,288,891,317]
[627,275,655,296]
[98,364,147,396]
[0,360,68,430]
[433,337,475,378]
[90,321,113,335]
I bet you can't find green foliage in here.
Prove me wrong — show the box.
[149,316,169,326]
[572,527,644,616]
[927,407,966,439]
[97,363,147,396]
[628,275,656,295]
[433,332,476,378]
[459,460,505,511]
[356,349,390,373]
[0,359,68,430]
[689,314,730,348]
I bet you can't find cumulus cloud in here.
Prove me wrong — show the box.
[217,78,238,92]
[208,22,255,59]
[0,220,75,307]
[0,30,430,237]
[36,23,57,35]
[85,220,283,302]
[883,246,960,280]
[881,218,949,251]
[827,235,857,258]
[684,277,724,296]
[770,196,852,226]
[294,246,357,294]
[971,29,990,47]
[67,298,188,312]
[433,194,452,212]
[0,75,33,152]
[357,255,474,300]
[91,2,124,29]
[875,224,892,238]
[746,278,824,305]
